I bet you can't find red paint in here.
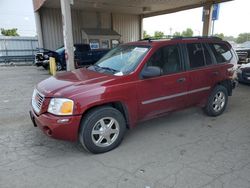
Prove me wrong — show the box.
[31,38,237,142]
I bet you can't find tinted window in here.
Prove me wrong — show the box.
[203,44,213,65]
[187,43,205,69]
[75,44,90,51]
[209,43,232,63]
[147,45,182,75]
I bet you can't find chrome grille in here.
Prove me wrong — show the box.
[32,89,45,114]
[236,51,248,59]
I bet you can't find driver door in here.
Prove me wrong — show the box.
[137,44,189,121]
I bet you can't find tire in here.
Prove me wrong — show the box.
[204,85,228,117]
[79,106,126,154]
[42,64,49,70]
[56,62,63,71]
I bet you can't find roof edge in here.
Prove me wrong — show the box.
[33,0,47,12]
[142,0,232,18]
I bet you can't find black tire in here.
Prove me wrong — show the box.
[56,62,63,71]
[79,106,126,154]
[42,64,49,70]
[204,85,228,116]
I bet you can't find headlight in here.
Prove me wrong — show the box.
[237,68,242,74]
[44,54,49,59]
[48,98,74,115]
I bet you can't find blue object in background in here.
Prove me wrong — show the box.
[212,4,220,20]
[202,4,220,22]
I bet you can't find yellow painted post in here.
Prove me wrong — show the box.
[49,57,56,76]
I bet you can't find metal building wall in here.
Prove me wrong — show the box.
[112,14,140,43]
[39,8,140,50]
[40,8,64,50]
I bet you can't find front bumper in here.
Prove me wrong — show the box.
[35,60,49,66]
[30,109,82,142]
[237,73,250,84]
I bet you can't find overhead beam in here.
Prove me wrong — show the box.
[143,0,232,18]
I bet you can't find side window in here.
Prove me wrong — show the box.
[209,43,232,64]
[203,44,213,65]
[146,45,182,75]
[187,43,205,69]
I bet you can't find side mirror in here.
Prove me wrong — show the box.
[141,66,162,79]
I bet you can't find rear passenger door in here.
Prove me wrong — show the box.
[184,42,219,106]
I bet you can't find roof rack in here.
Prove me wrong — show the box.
[139,36,222,43]
[172,36,222,40]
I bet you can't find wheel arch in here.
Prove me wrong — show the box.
[216,79,233,96]
[80,101,131,130]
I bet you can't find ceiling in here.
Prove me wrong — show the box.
[34,0,232,17]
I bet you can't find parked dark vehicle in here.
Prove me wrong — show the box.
[237,62,250,84]
[30,37,237,154]
[35,48,58,69]
[35,44,109,70]
[235,42,250,64]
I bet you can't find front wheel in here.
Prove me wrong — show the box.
[79,106,126,154]
[204,85,228,116]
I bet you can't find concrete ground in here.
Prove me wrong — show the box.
[0,66,250,188]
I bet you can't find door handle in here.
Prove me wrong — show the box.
[212,71,219,76]
[177,77,186,83]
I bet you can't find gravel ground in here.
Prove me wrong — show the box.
[0,66,250,188]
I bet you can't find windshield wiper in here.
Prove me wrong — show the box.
[87,65,101,71]
[99,67,118,73]
[88,65,118,74]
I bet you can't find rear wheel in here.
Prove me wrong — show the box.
[56,62,63,71]
[79,106,126,154]
[204,85,228,116]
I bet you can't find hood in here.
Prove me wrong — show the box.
[37,68,116,98]
[236,47,250,51]
[239,62,250,69]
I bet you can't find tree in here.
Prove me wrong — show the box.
[236,33,250,43]
[1,28,19,36]
[181,28,193,37]
[224,36,236,42]
[173,31,181,37]
[143,30,151,38]
[154,31,164,39]
[213,33,225,39]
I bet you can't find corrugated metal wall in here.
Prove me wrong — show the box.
[0,36,38,62]
[113,14,140,43]
[0,36,38,56]
[39,8,140,50]
[40,8,64,50]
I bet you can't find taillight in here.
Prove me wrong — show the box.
[227,67,236,79]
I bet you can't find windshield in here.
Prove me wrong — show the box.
[56,46,65,53]
[88,45,150,75]
[238,42,250,49]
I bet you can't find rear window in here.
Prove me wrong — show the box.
[75,45,90,51]
[187,43,205,69]
[208,43,232,63]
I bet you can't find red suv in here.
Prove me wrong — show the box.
[30,37,237,153]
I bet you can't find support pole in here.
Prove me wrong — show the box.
[34,12,44,48]
[60,0,75,71]
[139,15,144,40]
[202,4,213,36]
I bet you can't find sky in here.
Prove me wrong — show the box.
[143,0,250,37]
[0,0,36,36]
[0,0,249,37]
